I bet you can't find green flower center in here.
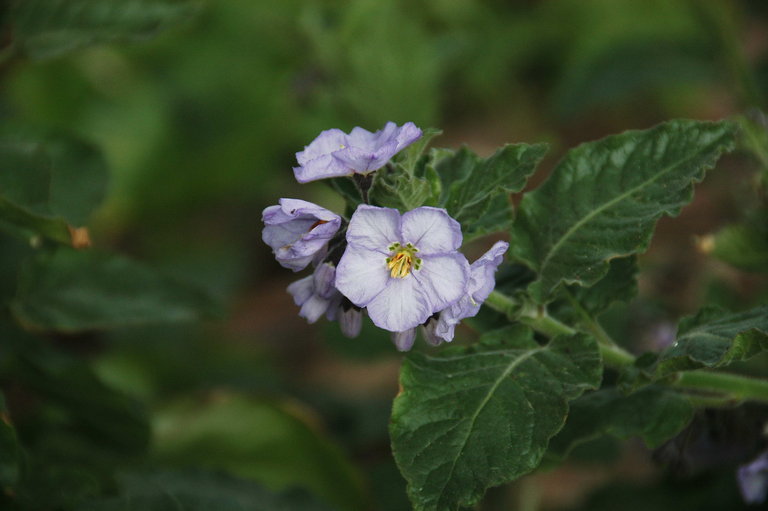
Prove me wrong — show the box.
[385,242,422,279]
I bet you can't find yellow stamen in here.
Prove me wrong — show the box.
[387,251,412,278]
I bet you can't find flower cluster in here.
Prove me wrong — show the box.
[262,122,508,350]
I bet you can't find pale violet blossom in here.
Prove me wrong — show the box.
[262,198,341,272]
[338,299,363,338]
[287,263,342,323]
[738,450,768,505]
[426,241,509,344]
[335,205,470,333]
[293,122,422,183]
[392,329,417,352]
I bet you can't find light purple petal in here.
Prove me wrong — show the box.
[339,305,363,338]
[738,451,768,504]
[287,264,341,324]
[335,244,389,306]
[366,277,433,332]
[346,205,401,252]
[401,207,463,254]
[287,276,313,305]
[334,145,397,173]
[421,317,445,346]
[393,122,423,151]
[468,241,509,303]
[312,263,337,299]
[262,198,341,272]
[434,313,459,343]
[392,328,417,351]
[412,252,469,311]
[432,241,508,343]
[295,122,422,181]
[294,129,351,183]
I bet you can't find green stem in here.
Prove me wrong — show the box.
[673,370,768,404]
[599,343,635,367]
[562,288,616,347]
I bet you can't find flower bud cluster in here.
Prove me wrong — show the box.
[262,122,508,350]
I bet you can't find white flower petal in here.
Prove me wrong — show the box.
[346,205,401,252]
[413,253,470,312]
[335,245,389,306]
[366,277,432,332]
[401,207,462,254]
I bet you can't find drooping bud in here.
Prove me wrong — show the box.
[421,314,444,346]
[392,328,417,351]
[339,298,363,338]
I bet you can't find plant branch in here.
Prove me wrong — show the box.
[672,369,768,404]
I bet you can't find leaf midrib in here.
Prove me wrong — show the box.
[435,346,545,508]
[536,136,724,288]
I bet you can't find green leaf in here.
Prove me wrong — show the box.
[567,256,638,317]
[0,128,108,245]
[390,325,601,511]
[152,394,365,511]
[654,305,768,377]
[443,143,548,233]
[462,193,514,240]
[547,386,694,461]
[370,166,434,211]
[11,248,219,332]
[511,119,736,303]
[430,147,476,203]
[395,127,443,174]
[8,0,198,60]
[77,470,336,511]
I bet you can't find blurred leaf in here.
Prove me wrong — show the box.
[78,470,336,511]
[6,335,151,455]
[8,0,198,60]
[0,392,21,491]
[0,128,108,245]
[547,386,694,462]
[152,394,366,511]
[551,0,718,117]
[443,143,548,237]
[654,305,768,377]
[709,223,768,273]
[390,325,601,511]
[511,120,736,303]
[301,0,440,126]
[737,112,768,175]
[11,248,219,332]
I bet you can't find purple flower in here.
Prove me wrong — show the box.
[287,263,342,323]
[293,122,423,183]
[335,205,470,333]
[738,450,768,504]
[338,300,363,338]
[431,241,509,344]
[392,329,417,352]
[262,198,341,271]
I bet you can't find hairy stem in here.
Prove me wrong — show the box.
[562,288,617,346]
